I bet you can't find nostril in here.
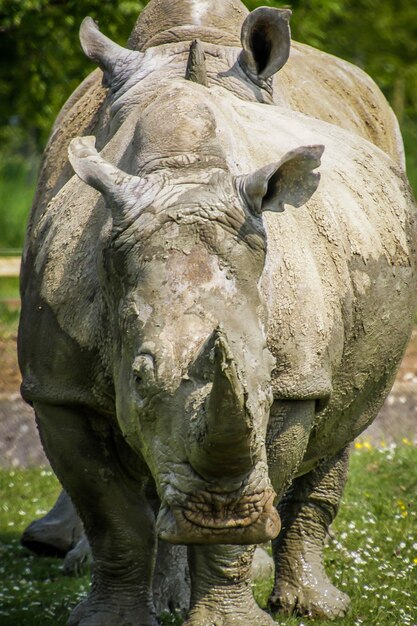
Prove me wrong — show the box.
[133,372,143,385]
[132,353,155,387]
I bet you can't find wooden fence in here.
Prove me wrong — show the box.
[0,256,21,278]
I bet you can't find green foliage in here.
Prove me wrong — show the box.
[0,276,20,304]
[0,1,144,249]
[0,158,37,249]
[0,0,145,150]
[0,445,416,625]
[288,0,417,126]
[0,303,20,331]
[402,117,417,194]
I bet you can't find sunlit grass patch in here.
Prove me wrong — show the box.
[321,443,417,626]
[265,443,417,625]
[0,446,416,625]
[0,469,89,626]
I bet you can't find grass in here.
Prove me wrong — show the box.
[0,469,87,625]
[0,299,19,334]
[0,159,37,250]
[0,277,20,311]
[0,445,416,625]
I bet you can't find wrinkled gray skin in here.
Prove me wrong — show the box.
[19,1,417,625]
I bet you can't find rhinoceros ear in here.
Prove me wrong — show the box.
[80,17,143,89]
[238,145,324,215]
[68,136,149,226]
[239,7,291,81]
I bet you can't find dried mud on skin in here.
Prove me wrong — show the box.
[1,331,417,468]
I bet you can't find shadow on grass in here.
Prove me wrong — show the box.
[0,530,89,626]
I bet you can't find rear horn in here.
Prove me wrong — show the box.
[185,40,208,86]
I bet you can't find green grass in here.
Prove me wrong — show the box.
[0,276,20,302]
[0,277,20,335]
[0,159,36,250]
[0,445,416,625]
[0,296,19,343]
[0,469,87,625]
[0,304,19,331]
[279,442,417,626]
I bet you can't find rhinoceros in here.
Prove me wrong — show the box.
[19,1,417,625]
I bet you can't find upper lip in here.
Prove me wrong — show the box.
[182,488,275,529]
[159,460,275,525]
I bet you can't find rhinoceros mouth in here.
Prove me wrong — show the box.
[183,487,275,529]
[156,487,281,544]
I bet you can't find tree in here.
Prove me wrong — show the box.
[290,0,417,124]
[0,0,144,151]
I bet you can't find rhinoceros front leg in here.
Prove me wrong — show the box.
[33,402,158,626]
[184,544,274,626]
[269,446,351,619]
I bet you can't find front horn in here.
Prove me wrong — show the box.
[188,328,254,478]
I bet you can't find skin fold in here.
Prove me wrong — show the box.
[19,1,417,624]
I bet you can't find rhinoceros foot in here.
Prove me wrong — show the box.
[67,593,158,626]
[184,589,275,626]
[269,575,350,620]
[63,535,92,576]
[184,605,274,626]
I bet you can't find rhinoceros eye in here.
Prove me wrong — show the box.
[133,354,155,387]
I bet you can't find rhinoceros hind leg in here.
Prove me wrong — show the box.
[269,447,351,620]
[144,480,190,617]
[63,535,92,576]
[21,489,84,557]
[34,402,158,626]
[152,541,190,616]
[184,545,275,626]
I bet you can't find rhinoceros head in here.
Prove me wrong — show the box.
[68,76,322,545]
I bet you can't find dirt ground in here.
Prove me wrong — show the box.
[1,331,417,468]
[0,330,49,467]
